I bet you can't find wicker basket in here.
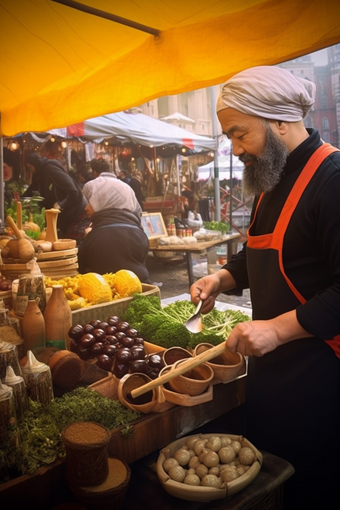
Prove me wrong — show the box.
[61,421,110,487]
[70,457,131,510]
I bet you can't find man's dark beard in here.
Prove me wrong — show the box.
[241,125,289,197]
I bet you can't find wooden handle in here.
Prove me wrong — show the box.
[16,201,22,230]
[130,341,227,399]
[7,215,24,239]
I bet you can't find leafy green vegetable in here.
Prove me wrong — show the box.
[203,221,230,235]
[6,387,139,476]
[122,295,250,350]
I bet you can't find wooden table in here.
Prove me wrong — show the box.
[152,233,241,287]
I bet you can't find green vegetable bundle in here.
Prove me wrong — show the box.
[122,294,250,350]
[203,221,230,235]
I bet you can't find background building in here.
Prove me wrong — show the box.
[141,44,340,148]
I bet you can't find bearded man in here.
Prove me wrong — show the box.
[190,66,340,509]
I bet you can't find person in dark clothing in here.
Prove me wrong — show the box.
[190,66,340,510]
[119,169,145,210]
[23,153,91,244]
[78,164,149,283]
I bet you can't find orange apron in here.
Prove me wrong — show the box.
[247,143,340,357]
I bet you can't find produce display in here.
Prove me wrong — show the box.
[121,294,250,349]
[44,269,143,310]
[68,316,165,379]
[4,387,139,476]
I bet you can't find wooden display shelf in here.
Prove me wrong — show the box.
[0,378,246,507]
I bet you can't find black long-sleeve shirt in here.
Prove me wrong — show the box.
[224,129,340,341]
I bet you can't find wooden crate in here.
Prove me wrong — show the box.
[71,284,160,325]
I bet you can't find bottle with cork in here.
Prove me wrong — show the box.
[44,284,72,350]
[21,299,45,353]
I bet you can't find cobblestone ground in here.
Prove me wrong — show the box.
[146,252,252,311]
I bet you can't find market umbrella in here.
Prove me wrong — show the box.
[1,0,340,136]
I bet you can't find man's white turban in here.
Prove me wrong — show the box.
[216,66,316,122]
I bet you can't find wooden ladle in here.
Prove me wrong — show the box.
[130,341,227,399]
[6,215,35,262]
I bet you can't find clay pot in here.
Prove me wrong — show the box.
[193,343,246,383]
[163,346,192,366]
[162,358,214,396]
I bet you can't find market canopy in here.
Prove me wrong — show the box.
[66,111,216,154]
[1,0,340,137]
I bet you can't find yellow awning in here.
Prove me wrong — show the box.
[1,0,340,136]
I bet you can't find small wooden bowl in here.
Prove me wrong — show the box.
[163,346,192,366]
[117,373,159,414]
[53,239,76,251]
[193,343,246,383]
[160,358,214,396]
[161,382,213,406]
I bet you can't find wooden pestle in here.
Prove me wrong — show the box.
[44,208,60,244]
[6,215,35,262]
[130,341,227,399]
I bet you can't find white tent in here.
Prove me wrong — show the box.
[66,112,216,153]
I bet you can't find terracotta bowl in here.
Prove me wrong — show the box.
[160,358,214,396]
[117,372,174,414]
[193,343,246,383]
[156,433,263,502]
[163,346,192,366]
[117,373,158,414]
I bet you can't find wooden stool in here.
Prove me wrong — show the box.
[122,450,295,510]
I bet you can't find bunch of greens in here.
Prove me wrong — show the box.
[7,387,139,476]
[203,221,230,235]
[122,295,250,350]
[6,195,46,232]
[123,294,192,349]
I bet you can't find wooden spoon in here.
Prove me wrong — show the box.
[6,215,35,262]
[130,341,227,399]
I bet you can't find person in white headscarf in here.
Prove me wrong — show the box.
[78,159,150,282]
[190,66,340,509]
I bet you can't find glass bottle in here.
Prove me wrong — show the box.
[44,285,72,350]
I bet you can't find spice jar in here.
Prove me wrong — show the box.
[15,273,46,317]
[4,365,28,419]
[0,341,22,380]
[0,380,20,450]
[21,350,54,406]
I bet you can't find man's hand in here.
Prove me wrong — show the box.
[190,268,237,314]
[225,310,313,357]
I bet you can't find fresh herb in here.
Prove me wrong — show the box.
[7,387,139,476]
[203,221,230,235]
